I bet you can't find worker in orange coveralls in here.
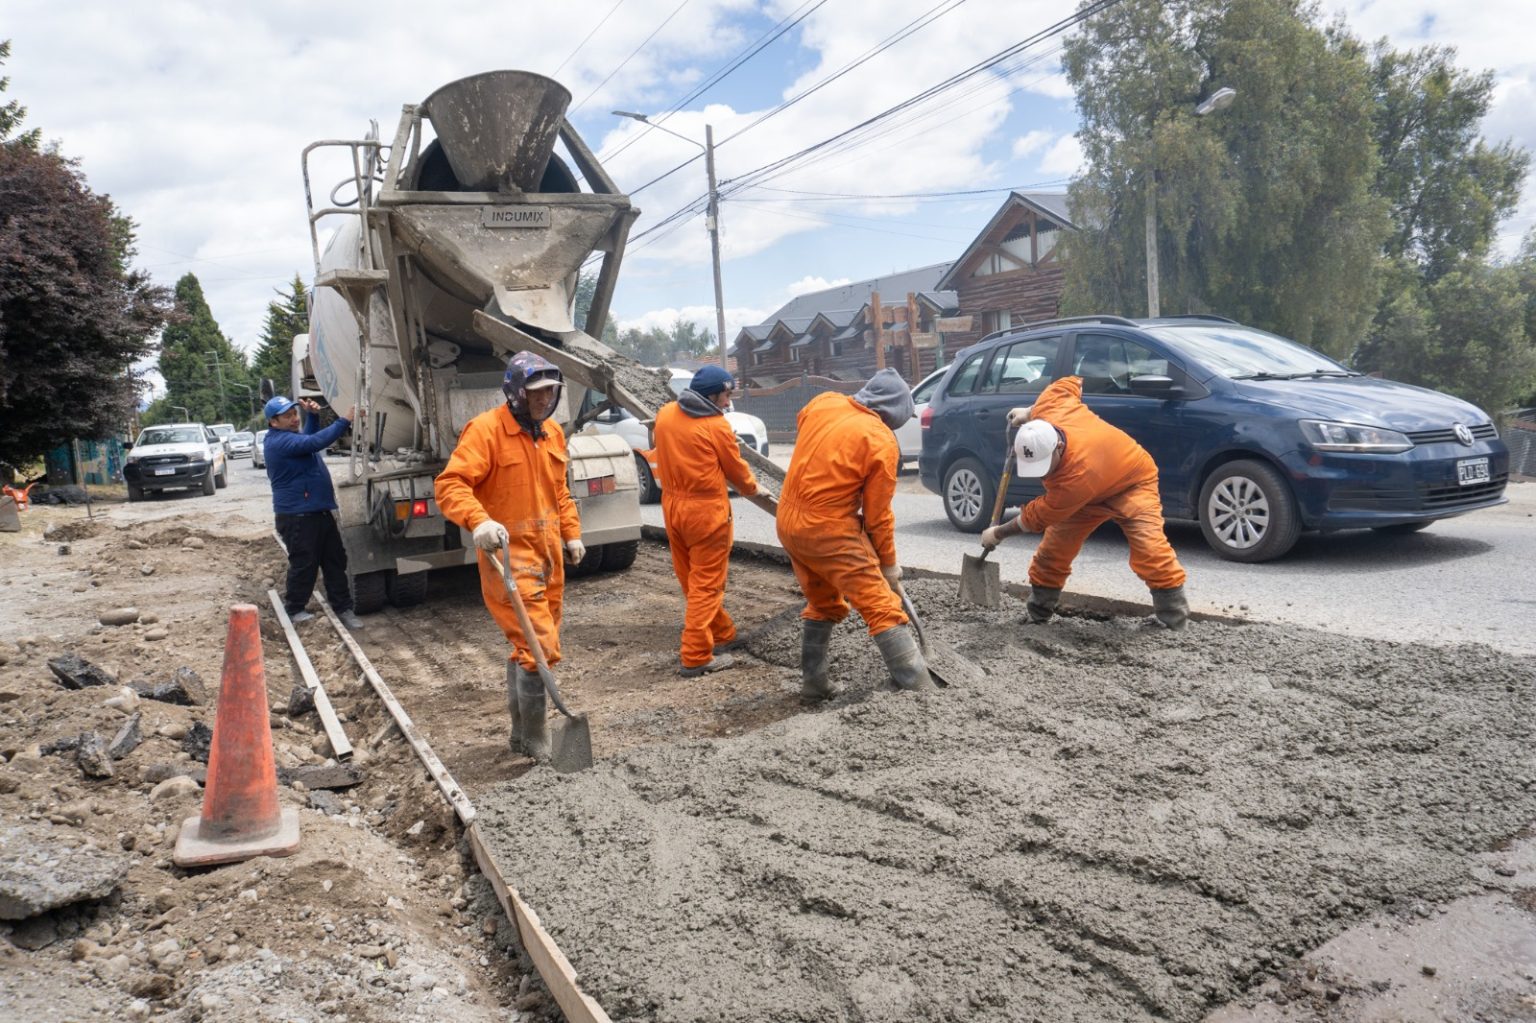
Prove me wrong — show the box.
[653,365,779,678]
[980,375,1189,629]
[776,367,931,699]
[435,351,584,761]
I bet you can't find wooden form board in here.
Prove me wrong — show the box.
[313,592,477,826]
[267,590,354,761]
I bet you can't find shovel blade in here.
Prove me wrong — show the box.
[958,553,1001,608]
[550,716,593,773]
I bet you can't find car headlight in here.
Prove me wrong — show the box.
[1299,420,1412,453]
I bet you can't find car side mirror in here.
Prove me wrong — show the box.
[1129,374,1184,399]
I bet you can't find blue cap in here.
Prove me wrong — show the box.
[690,365,734,398]
[263,395,297,420]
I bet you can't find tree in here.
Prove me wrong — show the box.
[0,40,40,150]
[1370,43,1529,282]
[251,275,308,393]
[573,271,619,346]
[610,318,715,366]
[152,273,253,425]
[0,82,169,470]
[1060,0,1389,354]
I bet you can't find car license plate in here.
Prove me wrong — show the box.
[154,467,176,476]
[1456,457,1489,486]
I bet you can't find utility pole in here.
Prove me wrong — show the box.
[704,124,728,377]
[203,351,228,419]
[613,110,730,375]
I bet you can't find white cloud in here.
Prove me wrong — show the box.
[616,305,770,345]
[1038,135,1084,178]
[1011,130,1054,159]
[784,275,852,298]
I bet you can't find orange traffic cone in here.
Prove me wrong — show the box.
[174,604,300,867]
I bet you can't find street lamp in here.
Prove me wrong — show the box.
[170,405,190,422]
[613,110,729,377]
[1145,87,1238,318]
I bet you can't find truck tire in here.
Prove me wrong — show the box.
[565,543,605,578]
[600,540,639,573]
[200,471,216,496]
[635,453,661,504]
[352,570,390,614]
[1198,459,1301,562]
[388,570,428,608]
[215,464,228,489]
[127,482,143,502]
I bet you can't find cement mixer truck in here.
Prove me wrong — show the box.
[293,70,690,613]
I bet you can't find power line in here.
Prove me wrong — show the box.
[553,0,631,76]
[569,0,697,115]
[600,0,831,166]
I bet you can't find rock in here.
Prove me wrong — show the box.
[181,721,213,762]
[143,627,169,642]
[157,723,188,741]
[0,822,132,919]
[356,944,387,959]
[129,973,174,999]
[309,733,334,757]
[58,544,71,556]
[40,734,82,756]
[308,791,344,816]
[107,714,143,760]
[47,653,116,690]
[76,732,115,778]
[141,763,205,786]
[286,764,364,791]
[105,687,141,714]
[139,565,155,577]
[182,536,205,550]
[148,937,180,964]
[99,608,141,627]
[149,775,201,802]
[8,914,60,949]
[138,612,159,626]
[406,820,425,837]
[384,947,399,969]
[286,683,316,718]
[153,888,178,913]
[135,667,206,706]
[125,539,147,550]
[71,938,102,961]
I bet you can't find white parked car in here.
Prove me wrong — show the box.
[225,431,255,458]
[578,368,770,503]
[895,366,948,466]
[252,429,269,468]
[123,423,228,500]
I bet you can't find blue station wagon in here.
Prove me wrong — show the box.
[918,315,1510,562]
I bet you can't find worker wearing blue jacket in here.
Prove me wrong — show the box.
[263,395,364,629]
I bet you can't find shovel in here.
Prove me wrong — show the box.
[490,544,593,773]
[959,426,1015,608]
[895,581,985,689]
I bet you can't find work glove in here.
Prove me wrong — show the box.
[1006,406,1033,428]
[880,563,902,588]
[565,539,587,564]
[980,525,1004,552]
[472,520,509,551]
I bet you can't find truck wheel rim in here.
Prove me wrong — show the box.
[1208,476,1269,549]
[947,468,983,523]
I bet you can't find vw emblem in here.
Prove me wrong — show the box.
[1452,423,1474,446]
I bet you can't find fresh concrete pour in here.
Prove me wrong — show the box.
[478,577,1536,1022]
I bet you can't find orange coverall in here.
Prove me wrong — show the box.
[1018,376,1185,592]
[434,405,581,670]
[654,400,761,668]
[776,392,907,635]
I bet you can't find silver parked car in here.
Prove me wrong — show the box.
[225,431,255,458]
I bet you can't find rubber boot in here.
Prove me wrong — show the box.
[799,619,837,701]
[873,625,934,692]
[516,665,550,763]
[1025,586,1061,624]
[1150,586,1189,631]
[505,660,522,754]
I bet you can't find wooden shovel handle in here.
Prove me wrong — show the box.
[488,544,580,721]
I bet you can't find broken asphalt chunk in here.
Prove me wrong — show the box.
[47,653,115,690]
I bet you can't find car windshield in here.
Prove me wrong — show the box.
[138,427,205,446]
[232,433,254,443]
[1144,324,1358,380]
[667,377,688,398]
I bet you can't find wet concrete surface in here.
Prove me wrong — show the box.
[477,576,1536,1022]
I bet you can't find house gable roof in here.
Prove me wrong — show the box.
[936,191,1074,292]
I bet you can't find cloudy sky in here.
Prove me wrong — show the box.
[6,1,1533,369]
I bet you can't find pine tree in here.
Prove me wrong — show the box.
[251,275,309,394]
[154,274,253,425]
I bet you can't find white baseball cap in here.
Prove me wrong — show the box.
[1013,419,1062,478]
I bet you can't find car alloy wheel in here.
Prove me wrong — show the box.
[941,456,995,533]
[1198,459,1300,563]
[1206,475,1270,550]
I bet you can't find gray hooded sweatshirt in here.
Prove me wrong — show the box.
[677,388,723,418]
[853,367,916,430]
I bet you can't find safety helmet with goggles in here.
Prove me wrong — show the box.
[502,351,564,422]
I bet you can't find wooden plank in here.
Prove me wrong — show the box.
[466,823,612,1023]
[934,315,975,332]
[313,591,477,825]
[267,590,354,761]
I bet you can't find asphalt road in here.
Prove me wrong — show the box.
[645,466,1536,656]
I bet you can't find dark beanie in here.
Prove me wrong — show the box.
[690,365,734,398]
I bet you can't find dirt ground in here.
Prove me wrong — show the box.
[4,479,1536,1022]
